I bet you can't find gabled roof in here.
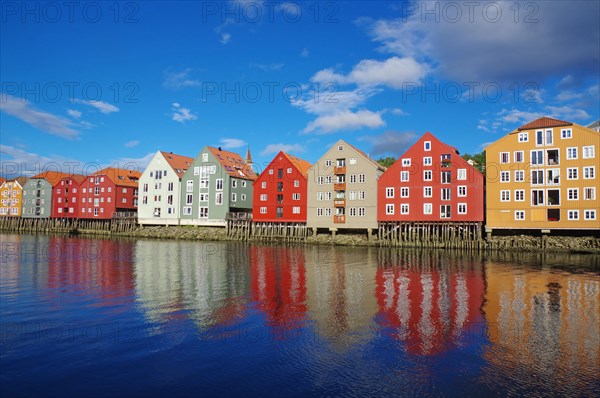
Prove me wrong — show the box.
[160,151,194,178]
[207,147,257,180]
[339,140,387,172]
[281,152,312,177]
[6,177,28,188]
[517,117,572,131]
[0,177,6,186]
[29,171,86,187]
[93,168,141,187]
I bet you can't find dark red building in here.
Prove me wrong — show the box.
[252,151,312,222]
[78,168,141,219]
[378,132,484,222]
[51,173,87,218]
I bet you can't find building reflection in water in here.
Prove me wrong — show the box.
[376,249,485,355]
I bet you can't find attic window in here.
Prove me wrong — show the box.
[185,162,191,167]
[118,176,124,180]
[225,166,233,171]
[238,170,245,177]
[337,145,343,151]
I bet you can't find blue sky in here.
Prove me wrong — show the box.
[1,0,599,177]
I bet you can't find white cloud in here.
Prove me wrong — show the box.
[545,106,590,121]
[106,152,154,172]
[220,33,231,44]
[292,88,379,115]
[260,143,305,156]
[390,108,408,116]
[360,131,417,156]
[163,68,201,90]
[303,109,385,134]
[67,109,82,119]
[219,138,246,149]
[124,140,140,148]
[171,103,197,123]
[74,99,119,114]
[0,95,79,139]
[499,109,545,124]
[0,144,79,176]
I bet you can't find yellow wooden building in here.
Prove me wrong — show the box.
[485,117,599,231]
[0,177,27,217]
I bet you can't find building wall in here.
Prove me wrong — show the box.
[253,153,308,223]
[0,181,24,217]
[486,123,599,229]
[51,177,83,218]
[378,133,484,222]
[22,179,53,218]
[307,140,382,230]
[138,152,183,225]
[79,175,138,219]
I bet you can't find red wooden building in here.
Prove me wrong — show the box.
[78,168,141,219]
[253,151,312,222]
[51,173,87,218]
[378,132,484,222]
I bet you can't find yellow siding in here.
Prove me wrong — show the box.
[486,123,600,230]
[0,181,24,217]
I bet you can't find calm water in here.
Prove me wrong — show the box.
[1,234,599,398]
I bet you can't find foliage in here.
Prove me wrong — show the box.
[376,156,397,168]
[461,151,486,174]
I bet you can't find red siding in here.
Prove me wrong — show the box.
[78,173,139,219]
[253,151,309,222]
[51,177,84,218]
[378,132,484,222]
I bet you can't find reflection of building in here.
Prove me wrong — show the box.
[483,262,599,384]
[248,245,307,331]
[304,246,378,345]
[376,251,485,355]
[134,240,250,330]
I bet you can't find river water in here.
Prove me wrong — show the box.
[1,234,599,397]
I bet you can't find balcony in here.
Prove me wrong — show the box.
[334,165,346,174]
[334,199,346,207]
[333,215,346,224]
[334,182,346,191]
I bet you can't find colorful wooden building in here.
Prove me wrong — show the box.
[252,151,312,223]
[485,117,599,231]
[180,146,256,226]
[51,173,87,218]
[22,171,82,218]
[78,168,141,219]
[138,151,193,226]
[378,132,484,223]
[307,140,386,233]
[0,177,27,217]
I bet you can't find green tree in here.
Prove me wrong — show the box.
[377,156,396,168]
[461,151,486,174]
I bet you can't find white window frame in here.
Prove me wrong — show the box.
[457,186,466,197]
[423,203,432,215]
[567,210,579,220]
[514,151,524,163]
[500,190,510,202]
[400,187,409,198]
[400,204,409,214]
[566,147,578,160]
[514,190,525,202]
[514,210,525,220]
[386,187,394,198]
[424,187,432,198]
[385,204,394,215]
[567,167,578,180]
[457,203,467,214]
[583,145,595,159]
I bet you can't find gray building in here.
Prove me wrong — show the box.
[22,176,53,218]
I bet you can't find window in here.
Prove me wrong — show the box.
[231,193,237,202]
[349,158,357,165]
[423,170,432,181]
[583,166,595,179]
[514,170,524,182]
[457,169,466,180]
[186,180,193,192]
[568,210,579,220]
[567,168,578,180]
[359,174,366,183]
[216,179,223,190]
[500,190,510,202]
[325,160,332,167]
[277,169,283,179]
[561,129,572,139]
[423,157,432,166]
[400,187,409,198]
[567,147,578,159]
[183,206,192,215]
[500,152,509,164]
[261,181,267,189]
[567,188,578,200]
[401,158,411,167]
[242,181,247,188]
[514,151,524,163]
[440,205,451,219]
[424,141,431,151]
[337,145,344,151]
[325,208,332,216]
[458,203,467,214]
[318,176,324,185]
[202,153,209,162]
[584,210,596,220]
[424,187,432,197]
[400,204,409,214]
[457,186,466,197]
[531,189,544,206]
[200,180,209,188]
[500,171,510,182]
[441,171,451,184]
[325,176,332,184]
[269,169,274,175]
[287,167,292,174]
[545,129,553,145]
[358,191,365,200]
[194,167,200,176]
[294,180,299,187]
[515,211,525,220]
[531,170,544,185]
[317,208,323,216]
[518,132,528,142]
[386,187,394,198]
[547,168,560,185]
[399,171,409,182]
[215,192,223,205]
[260,207,267,214]
[231,179,237,188]
[584,187,596,200]
[292,193,301,200]
[317,192,323,201]
[583,146,595,159]
[260,194,267,201]
[423,203,432,215]
[292,207,300,214]
[325,192,332,200]
[94,208,99,216]
[358,207,365,216]
[349,191,356,200]
[167,182,174,192]
[514,190,525,201]
[531,150,544,165]
[199,207,208,218]
[441,188,451,201]
[386,204,394,215]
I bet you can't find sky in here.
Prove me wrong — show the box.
[1,0,599,177]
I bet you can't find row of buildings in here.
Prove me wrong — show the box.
[2,117,599,232]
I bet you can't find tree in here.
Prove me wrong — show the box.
[461,151,486,174]
[377,156,396,168]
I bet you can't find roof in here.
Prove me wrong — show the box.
[5,177,28,187]
[207,147,257,180]
[587,119,600,130]
[340,140,387,172]
[281,152,312,177]
[517,117,572,131]
[0,177,5,186]
[160,151,194,178]
[93,168,142,187]
[29,171,86,186]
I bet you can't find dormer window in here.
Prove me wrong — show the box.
[424,141,431,151]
